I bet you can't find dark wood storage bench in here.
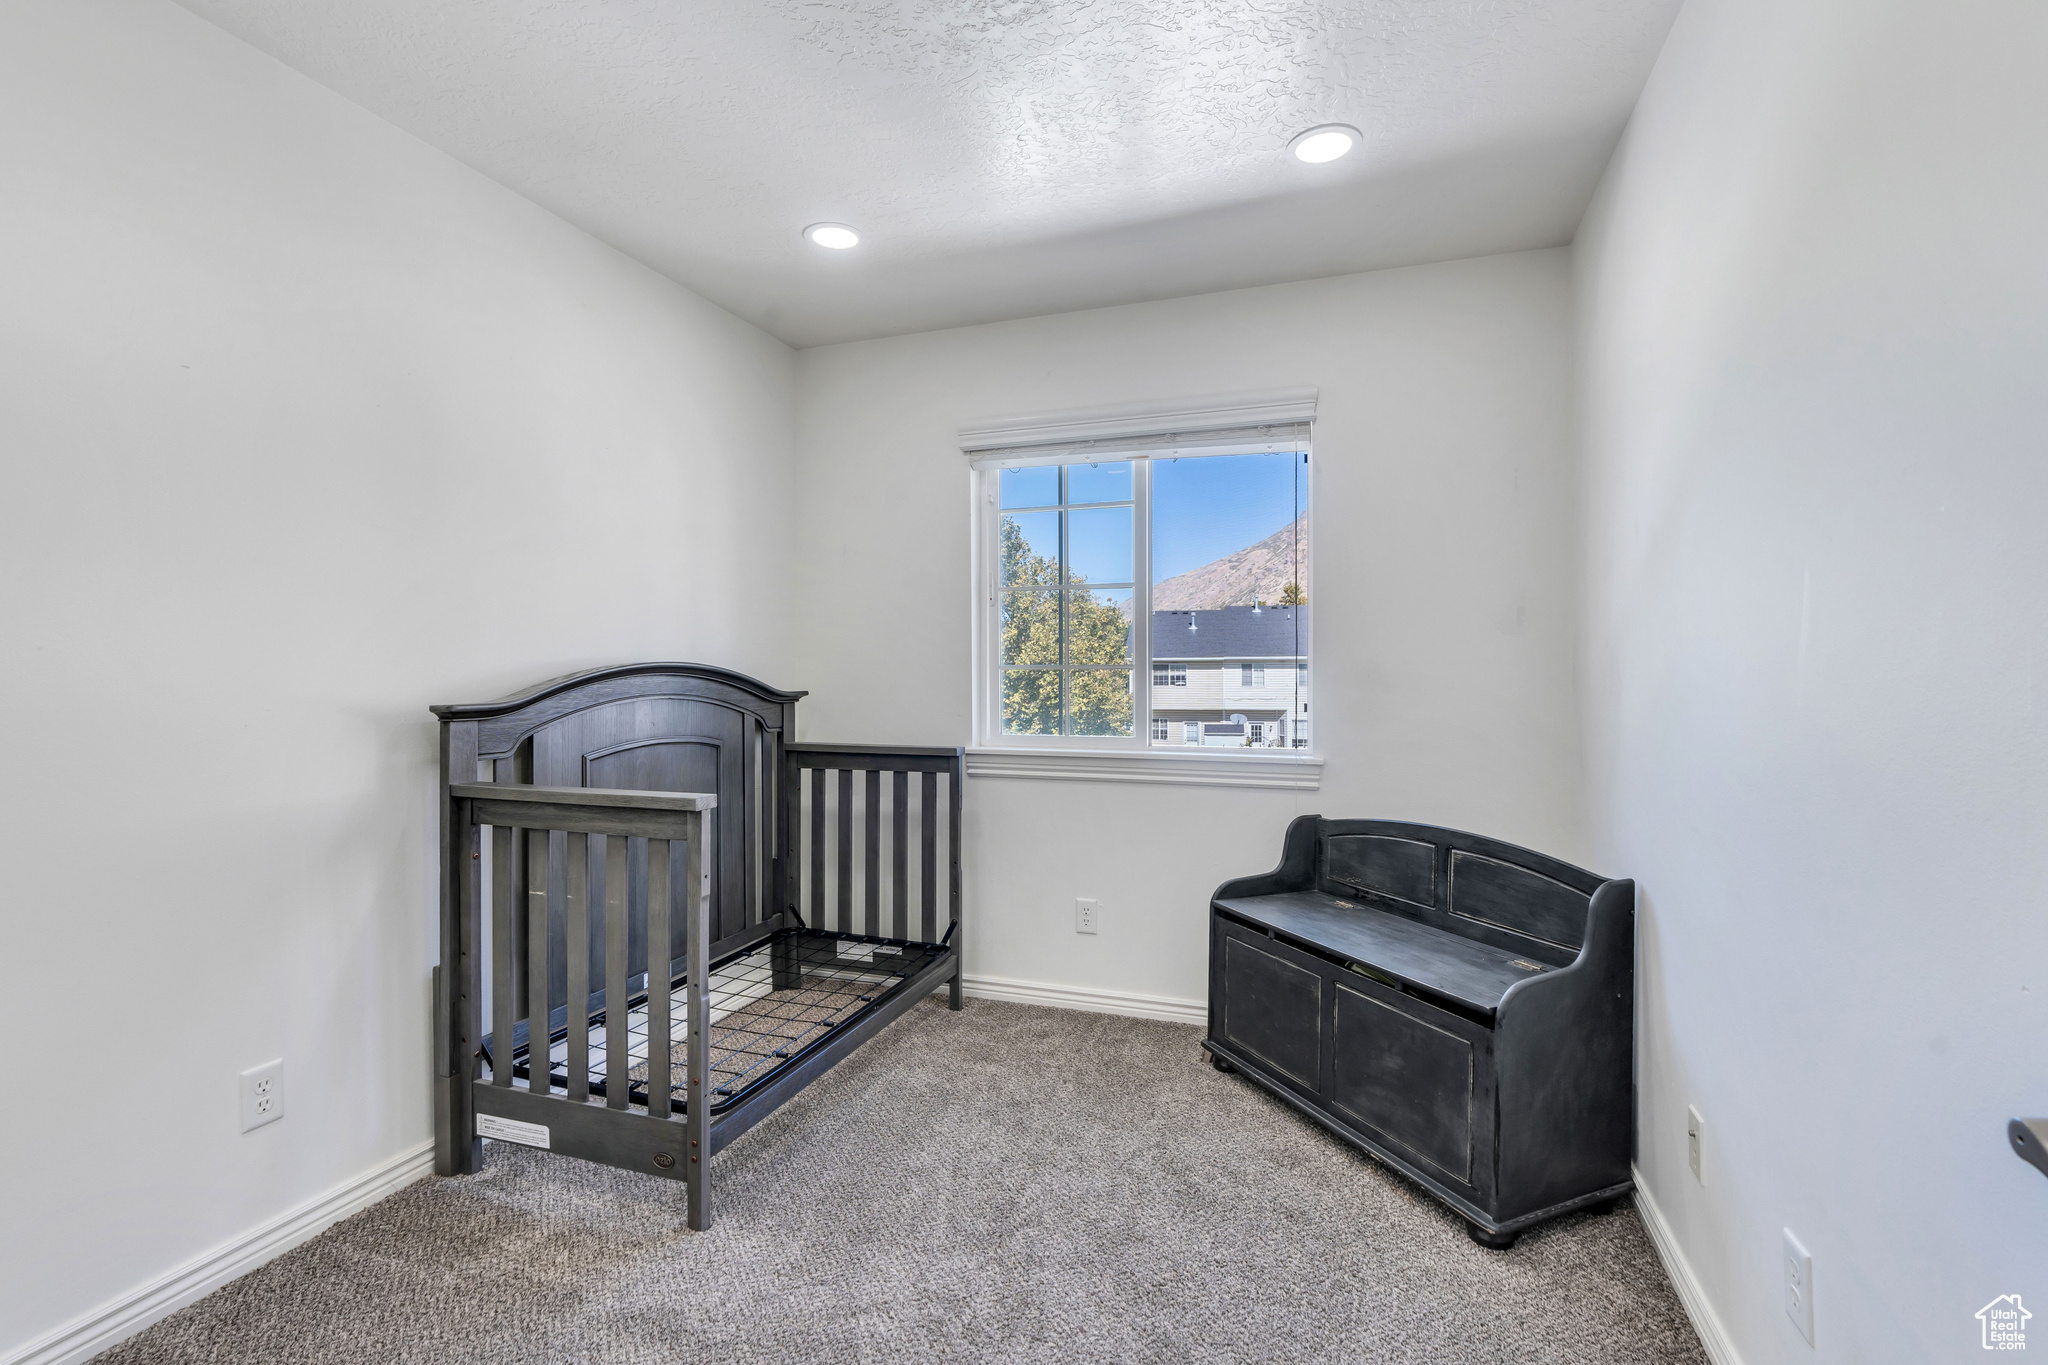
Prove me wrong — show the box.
[1203,817,1634,1248]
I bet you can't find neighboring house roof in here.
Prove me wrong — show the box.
[1151,604,1307,661]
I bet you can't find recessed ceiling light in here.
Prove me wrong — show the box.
[1289,124,1360,164]
[804,222,860,250]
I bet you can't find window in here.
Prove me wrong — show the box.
[976,429,1309,752]
[991,460,1135,737]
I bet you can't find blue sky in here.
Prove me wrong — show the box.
[1001,451,1305,586]
[1151,452,1306,582]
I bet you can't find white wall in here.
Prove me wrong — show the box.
[0,0,794,1356]
[1574,1,2048,1359]
[792,251,1585,1008]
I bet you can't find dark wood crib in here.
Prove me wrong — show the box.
[430,663,963,1230]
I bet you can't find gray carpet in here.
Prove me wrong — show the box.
[100,999,1706,1364]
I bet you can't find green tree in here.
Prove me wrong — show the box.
[999,517,1133,736]
[1278,580,1307,605]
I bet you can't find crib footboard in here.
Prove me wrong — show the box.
[445,783,719,1225]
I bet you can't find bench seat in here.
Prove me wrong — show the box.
[1214,890,1549,1017]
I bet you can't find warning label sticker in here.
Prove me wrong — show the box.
[477,1113,551,1149]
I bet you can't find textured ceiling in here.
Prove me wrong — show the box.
[174,1,1681,346]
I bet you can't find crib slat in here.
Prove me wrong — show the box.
[762,726,773,924]
[604,834,629,1111]
[921,772,938,942]
[742,722,759,928]
[778,747,795,922]
[565,833,589,1102]
[526,831,550,1095]
[683,810,710,1230]
[950,773,966,1010]
[864,769,880,936]
[491,825,515,1088]
[948,771,963,932]
[837,767,853,933]
[891,770,908,940]
[809,767,825,927]
[457,802,481,1093]
[947,768,963,1010]
[645,838,672,1120]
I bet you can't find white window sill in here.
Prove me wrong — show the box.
[965,746,1323,790]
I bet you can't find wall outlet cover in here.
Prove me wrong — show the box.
[241,1059,284,1133]
[1075,898,1098,934]
[1783,1227,1814,1345]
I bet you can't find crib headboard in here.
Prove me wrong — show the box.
[433,663,805,1002]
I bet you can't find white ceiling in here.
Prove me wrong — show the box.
[174,1,1681,347]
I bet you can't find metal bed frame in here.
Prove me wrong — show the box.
[430,663,963,1230]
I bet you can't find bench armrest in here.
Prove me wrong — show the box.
[1212,813,1320,902]
[1491,877,1636,1217]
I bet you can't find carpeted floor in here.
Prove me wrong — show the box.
[100,999,1707,1364]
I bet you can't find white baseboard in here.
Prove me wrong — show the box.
[950,972,1207,1025]
[5,1140,435,1365]
[1632,1165,1743,1365]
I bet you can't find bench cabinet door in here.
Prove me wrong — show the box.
[1326,973,1496,1201]
[1329,982,1479,1185]
[1215,923,1326,1094]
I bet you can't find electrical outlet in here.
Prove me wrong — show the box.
[1075,898,1098,934]
[1783,1228,1814,1345]
[241,1059,284,1133]
[1687,1105,1704,1183]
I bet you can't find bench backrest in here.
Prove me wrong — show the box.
[1316,819,1607,966]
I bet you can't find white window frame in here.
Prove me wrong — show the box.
[961,390,1322,790]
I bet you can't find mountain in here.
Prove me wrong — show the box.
[1148,516,1308,610]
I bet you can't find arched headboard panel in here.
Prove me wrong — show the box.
[434,664,807,1012]
[431,661,805,761]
